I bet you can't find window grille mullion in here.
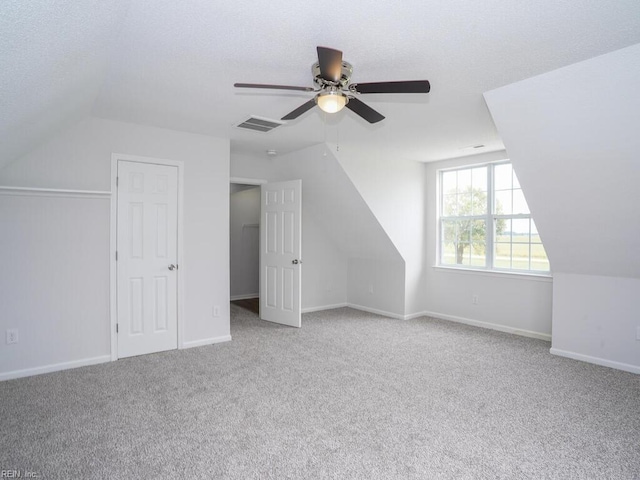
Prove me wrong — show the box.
[486,165,494,268]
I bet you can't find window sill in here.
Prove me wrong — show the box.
[432,265,553,282]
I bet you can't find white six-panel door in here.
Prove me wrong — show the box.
[260,180,302,328]
[117,160,179,358]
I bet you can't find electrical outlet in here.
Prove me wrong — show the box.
[6,329,18,345]
[636,326,640,341]
[213,306,220,317]
[472,295,479,305]
[368,284,374,294]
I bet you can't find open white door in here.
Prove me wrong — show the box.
[116,160,179,358]
[260,180,302,328]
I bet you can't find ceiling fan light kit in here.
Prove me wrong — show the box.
[316,89,348,114]
[234,46,430,124]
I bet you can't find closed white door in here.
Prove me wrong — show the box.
[117,160,179,358]
[260,180,302,328]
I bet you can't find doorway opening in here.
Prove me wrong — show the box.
[230,180,263,316]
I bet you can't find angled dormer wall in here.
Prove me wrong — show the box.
[332,143,427,317]
[231,144,406,317]
[485,43,640,373]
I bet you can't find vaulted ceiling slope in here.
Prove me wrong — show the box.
[0,1,130,169]
[2,0,640,171]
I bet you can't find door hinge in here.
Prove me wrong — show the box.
[116,323,119,333]
[116,176,119,187]
[115,251,118,261]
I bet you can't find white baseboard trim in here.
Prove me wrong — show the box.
[550,348,640,375]
[0,355,111,382]
[347,303,405,320]
[420,310,552,342]
[404,311,428,320]
[182,335,232,349]
[302,303,348,313]
[230,294,259,301]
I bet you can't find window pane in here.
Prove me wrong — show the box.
[494,243,511,269]
[512,169,521,189]
[471,242,486,266]
[511,218,530,243]
[457,219,471,243]
[441,242,456,265]
[472,190,487,215]
[442,171,457,194]
[472,219,486,243]
[458,242,471,265]
[531,219,541,242]
[442,219,457,241]
[457,168,471,191]
[443,194,457,216]
[494,163,512,190]
[494,190,512,215]
[458,192,473,216]
[441,218,486,266]
[511,244,531,271]
[441,220,457,265]
[512,189,530,214]
[472,167,487,192]
[531,244,550,271]
[495,218,510,242]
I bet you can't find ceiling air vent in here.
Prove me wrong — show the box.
[236,116,285,133]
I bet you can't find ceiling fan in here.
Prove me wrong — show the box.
[234,46,431,124]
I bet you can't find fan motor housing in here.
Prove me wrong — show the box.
[312,61,353,89]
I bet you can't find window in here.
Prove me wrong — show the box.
[439,161,550,273]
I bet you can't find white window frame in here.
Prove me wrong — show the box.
[437,160,550,275]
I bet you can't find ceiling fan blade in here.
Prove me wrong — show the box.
[345,97,385,124]
[234,83,314,92]
[316,46,343,83]
[350,80,431,94]
[281,99,317,120]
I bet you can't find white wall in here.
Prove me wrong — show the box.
[0,117,230,379]
[0,193,111,379]
[484,43,640,371]
[229,185,260,299]
[347,257,405,317]
[334,143,427,316]
[299,212,348,311]
[551,273,640,373]
[230,151,281,182]
[424,151,553,339]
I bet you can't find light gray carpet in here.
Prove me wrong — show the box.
[1,306,639,479]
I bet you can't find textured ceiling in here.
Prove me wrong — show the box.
[2,0,640,168]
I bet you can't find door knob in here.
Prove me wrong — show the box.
[168,264,176,271]
[292,259,302,265]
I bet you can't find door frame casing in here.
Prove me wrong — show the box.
[110,153,185,361]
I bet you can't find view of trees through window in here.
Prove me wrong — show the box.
[440,162,550,272]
